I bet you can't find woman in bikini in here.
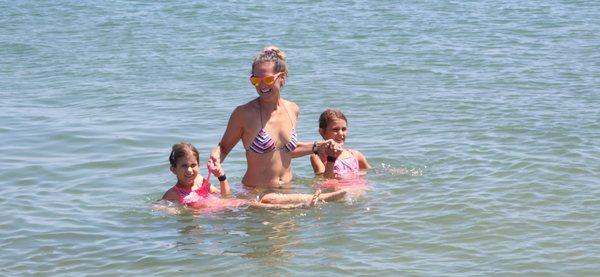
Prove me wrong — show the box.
[210,46,334,189]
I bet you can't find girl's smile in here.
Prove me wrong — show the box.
[321,118,348,145]
[171,155,199,187]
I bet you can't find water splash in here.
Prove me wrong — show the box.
[375,163,424,176]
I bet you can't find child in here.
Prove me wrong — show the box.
[162,142,346,210]
[161,142,224,209]
[310,109,371,178]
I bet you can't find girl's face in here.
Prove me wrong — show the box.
[320,118,348,145]
[170,154,199,186]
[252,62,285,100]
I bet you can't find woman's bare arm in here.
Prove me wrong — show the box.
[211,106,244,163]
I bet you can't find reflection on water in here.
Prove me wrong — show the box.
[175,210,306,265]
[240,215,299,264]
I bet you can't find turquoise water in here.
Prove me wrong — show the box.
[2,0,599,275]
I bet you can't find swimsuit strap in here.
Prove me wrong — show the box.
[173,185,191,196]
[281,99,295,127]
[258,99,264,127]
[281,100,298,151]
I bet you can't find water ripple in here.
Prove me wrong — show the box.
[2,0,599,275]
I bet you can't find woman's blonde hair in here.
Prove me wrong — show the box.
[252,46,288,75]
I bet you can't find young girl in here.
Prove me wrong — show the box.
[310,109,371,178]
[162,142,346,210]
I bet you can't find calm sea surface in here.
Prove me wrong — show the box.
[1,0,599,275]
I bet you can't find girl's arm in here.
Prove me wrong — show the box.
[322,158,337,179]
[322,143,343,178]
[207,156,231,197]
[310,153,325,174]
[218,179,231,197]
[211,106,244,163]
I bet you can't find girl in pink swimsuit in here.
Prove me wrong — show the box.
[162,142,346,210]
[310,109,371,178]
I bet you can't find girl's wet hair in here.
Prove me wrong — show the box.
[169,142,200,167]
[319,108,348,129]
[252,46,288,75]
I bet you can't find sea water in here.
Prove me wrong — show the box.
[1,0,599,275]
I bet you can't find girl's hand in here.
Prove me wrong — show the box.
[207,156,225,178]
[317,139,334,159]
[325,141,343,158]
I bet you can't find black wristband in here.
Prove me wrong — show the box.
[327,156,337,162]
[217,174,227,181]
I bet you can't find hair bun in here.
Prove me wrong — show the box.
[262,46,286,61]
[252,46,288,75]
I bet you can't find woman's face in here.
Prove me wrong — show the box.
[252,61,285,100]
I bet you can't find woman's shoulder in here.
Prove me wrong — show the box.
[282,99,299,115]
[234,99,259,115]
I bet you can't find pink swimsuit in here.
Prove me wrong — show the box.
[169,168,245,212]
[172,176,214,205]
[321,150,365,195]
[330,150,360,175]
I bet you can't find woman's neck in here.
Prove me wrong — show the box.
[258,97,282,111]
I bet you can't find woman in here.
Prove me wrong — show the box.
[210,46,332,188]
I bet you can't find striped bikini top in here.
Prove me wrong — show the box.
[246,101,298,154]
